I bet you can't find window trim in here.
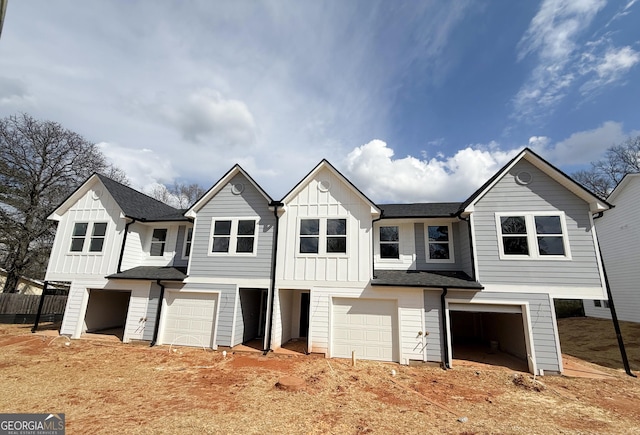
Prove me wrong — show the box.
[378,225,400,261]
[149,228,168,257]
[208,217,259,257]
[68,222,108,255]
[495,212,572,260]
[296,217,349,257]
[181,226,193,260]
[424,222,455,264]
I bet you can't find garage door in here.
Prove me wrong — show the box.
[162,292,217,347]
[332,298,398,362]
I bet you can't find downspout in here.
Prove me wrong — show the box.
[117,218,136,273]
[264,201,282,354]
[593,212,636,377]
[31,281,49,333]
[440,287,450,370]
[150,279,166,347]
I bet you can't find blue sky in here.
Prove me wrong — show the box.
[0,1,639,203]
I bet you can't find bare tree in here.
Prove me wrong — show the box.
[0,113,127,292]
[572,136,640,199]
[148,181,205,209]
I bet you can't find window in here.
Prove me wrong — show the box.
[427,225,451,260]
[150,229,167,256]
[327,219,346,253]
[299,218,347,255]
[70,222,107,253]
[210,218,258,255]
[496,213,570,259]
[300,219,319,253]
[70,223,88,252]
[593,300,601,308]
[603,300,610,309]
[89,223,107,252]
[183,227,193,258]
[379,226,399,259]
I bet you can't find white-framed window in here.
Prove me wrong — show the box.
[379,226,399,259]
[495,212,571,260]
[69,222,108,253]
[298,217,347,255]
[426,224,454,263]
[150,228,168,256]
[182,227,193,259]
[209,218,258,255]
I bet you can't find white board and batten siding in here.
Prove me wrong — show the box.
[585,174,640,323]
[45,182,125,282]
[277,167,374,286]
[473,160,605,298]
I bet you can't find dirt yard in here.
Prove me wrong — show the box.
[1,321,639,434]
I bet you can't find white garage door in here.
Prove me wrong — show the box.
[332,298,398,362]
[162,292,217,347]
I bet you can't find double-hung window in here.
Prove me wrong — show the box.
[427,225,453,261]
[497,212,570,259]
[379,226,399,259]
[150,229,168,256]
[299,218,347,254]
[70,222,107,253]
[210,218,258,255]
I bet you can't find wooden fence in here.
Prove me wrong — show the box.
[0,293,67,324]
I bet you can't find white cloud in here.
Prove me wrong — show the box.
[96,142,178,193]
[342,140,517,203]
[157,89,257,146]
[580,46,640,93]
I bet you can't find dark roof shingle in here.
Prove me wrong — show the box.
[107,266,187,281]
[372,269,483,289]
[97,174,188,221]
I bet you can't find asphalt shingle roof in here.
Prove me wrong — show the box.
[372,269,483,289]
[378,202,463,218]
[96,174,188,221]
[106,266,187,281]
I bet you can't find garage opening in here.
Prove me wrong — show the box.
[238,288,268,349]
[83,289,131,340]
[449,304,531,372]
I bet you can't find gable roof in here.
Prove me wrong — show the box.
[49,173,188,222]
[459,147,611,215]
[281,159,380,216]
[607,172,640,203]
[379,202,462,219]
[185,164,273,218]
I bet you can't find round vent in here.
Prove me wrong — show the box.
[92,189,102,200]
[515,171,533,185]
[231,183,245,195]
[318,180,331,192]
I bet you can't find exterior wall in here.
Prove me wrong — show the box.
[120,223,143,271]
[188,173,275,280]
[172,225,191,269]
[139,223,183,267]
[142,283,162,341]
[373,221,416,270]
[585,176,640,322]
[300,284,426,365]
[179,282,237,347]
[473,160,604,296]
[423,290,444,362]
[447,291,561,373]
[457,221,474,277]
[45,181,125,281]
[277,167,374,287]
[414,221,466,272]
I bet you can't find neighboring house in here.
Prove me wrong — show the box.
[584,173,640,323]
[47,148,610,375]
[0,268,45,295]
